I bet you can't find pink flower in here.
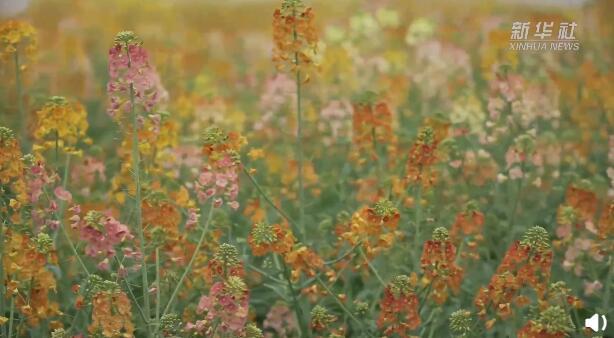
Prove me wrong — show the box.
[583,280,603,296]
[556,223,572,239]
[191,281,249,334]
[194,154,240,209]
[54,186,72,202]
[107,41,168,120]
[97,258,111,271]
[70,208,136,269]
[508,167,524,180]
[264,303,297,337]
[185,208,199,229]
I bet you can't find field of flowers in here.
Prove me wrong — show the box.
[0,0,612,337]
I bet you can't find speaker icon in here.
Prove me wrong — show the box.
[585,313,607,332]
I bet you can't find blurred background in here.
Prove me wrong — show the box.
[0,0,612,146]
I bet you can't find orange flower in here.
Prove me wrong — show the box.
[351,95,395,164]
[565,186,598,221]
[474,226,553,325]
[89,289,134,337]
[3,231,60,327]
[420,228,463,304]
[450,202,485,238]
[338,199,402,260]
[248,222,295,256]
[143,199,181,238]
[0,20,37,64]
[0,127,27,212]
[598,201,613,239]
[207,243,245,281]
[272,0,318,76]
[201,127,245,164]
[450,202,485,261]
[243,198,266,223]
[406,126,442,189]
[284,245,324,281]
[377,275,421,337]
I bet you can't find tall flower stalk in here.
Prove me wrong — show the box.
[129,76,150,324]
[295,46,305,240]
[273,0,317,239]
[1,20,37,151]
[107,30,168,328]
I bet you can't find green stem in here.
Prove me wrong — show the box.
[414,184,422,258]
[603,255,612,312]
[7,295,15,338]
[155,247,161,330]
[53,154,71,242]
[52,154,90,276]
[292,7,305,240]
[508,162,526,229]
[60,224,90,276]
[120,276,149,326]
[358,247,386,288]
[55,129,59,166]
[246,264,285,284]
[418,283,433,314]
[162,203,213,317]
[66,310,81,334]
[130,81,151,324]
[14,52,27,151]
[315,275,361,327]
[242,167,299,234]
[282,263,310,338]
[0,219,5,329]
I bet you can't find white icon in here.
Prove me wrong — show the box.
[585,313,607,332]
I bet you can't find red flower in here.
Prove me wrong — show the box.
[377,275,421,337]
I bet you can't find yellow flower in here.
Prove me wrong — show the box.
[89,289,134,337]
[0,127,27,207]
[3,231,60,327]
[33,96,89,155]
[248,148,265,161]
[0,20,37,64]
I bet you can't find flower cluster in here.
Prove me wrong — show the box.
[517,305,574,338]
[1,2,611,336]
[377,275,421,337]
[448,309,474,338]
[517,282,581,338]
[107,31,167,120]
[310,305,336,332]
[248,222,295,256]
[195,127,245,209]
[284,244,324,281]
[350,93,395,164]
[33,96,90,155]
[3,231,60,327]
[0,20,37,63]
[338,199,402,259]
[0,127,27,212]
[87,278,134,337]
[406,126,441,188]
[474,226,553,327]
[420,227,464,304]
[69,207,135,270]
[263,302,298,337]
[248,219,325,281]
[207,243,245,280]
[272,0,318,75]
[450,201,485,260]
[188,276,250,335]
